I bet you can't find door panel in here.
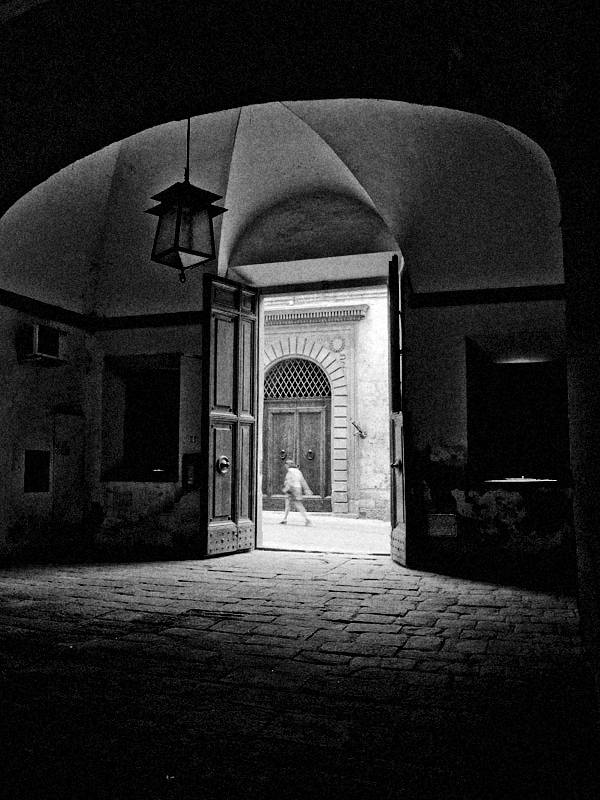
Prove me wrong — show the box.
[199,274,259,557]
[297,406,325,497]
[388,253,407,564]
[266,407,295,499]
[390,411,405,559]
[211,424,233,520]
[240,318,255,415]
[297,403,331,513]
[238,422,253,519]
[213,315,235,413]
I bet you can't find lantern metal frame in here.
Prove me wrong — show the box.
[146,118,226,282]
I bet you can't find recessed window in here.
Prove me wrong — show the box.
[37,325,61,358]
[467,344,569,481]
[102,355,180,482]
[24,450,51,492]
[123,370,180,480]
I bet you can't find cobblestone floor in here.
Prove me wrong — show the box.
[1,550,599,799]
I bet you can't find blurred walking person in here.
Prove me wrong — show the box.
[280,459,313,526]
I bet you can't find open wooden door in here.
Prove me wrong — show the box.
[388,254,407,564]
[199,274,259,557]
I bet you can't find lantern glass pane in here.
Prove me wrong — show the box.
[179,251,202,268]
[154,205,178,255]
[180,205,213,258]
[158,250,184,269]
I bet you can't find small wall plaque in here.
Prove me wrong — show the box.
[427,514,458,537]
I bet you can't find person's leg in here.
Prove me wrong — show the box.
[281,495,291,523]
[296,501,312,526]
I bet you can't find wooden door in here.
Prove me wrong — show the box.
[388,253,407,564]
[198,274,259,557]
[264,404,295,505]
[297,399,330,510]
[263,397,331,512]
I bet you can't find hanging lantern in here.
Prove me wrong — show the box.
[146,119,226,283]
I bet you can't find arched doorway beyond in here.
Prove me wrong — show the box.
[263,358,332,512]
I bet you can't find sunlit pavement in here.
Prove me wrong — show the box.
[1,550,599,799]
[260,510,390,554]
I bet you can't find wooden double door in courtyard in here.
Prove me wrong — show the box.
[263,397,332,512]
[198,258,405,563]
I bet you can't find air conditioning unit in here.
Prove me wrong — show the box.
[19,323,66,365]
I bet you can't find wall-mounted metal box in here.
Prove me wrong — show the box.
[18,323,66,365]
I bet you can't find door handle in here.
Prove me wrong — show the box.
[306,449,315,460]
[216,455,231,474]
[279,449,287,460]
[391,459,403,471]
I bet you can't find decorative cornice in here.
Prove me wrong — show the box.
[265,305,369,326]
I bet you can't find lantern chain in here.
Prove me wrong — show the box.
[184,117,191,183]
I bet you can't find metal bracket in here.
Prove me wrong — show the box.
[351,419,367,439]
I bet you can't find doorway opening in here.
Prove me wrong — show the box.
[259,285,392,555]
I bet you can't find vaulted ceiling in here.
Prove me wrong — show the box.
[0,0,595,222]
[0,0,593,326]
[0,100,561,315]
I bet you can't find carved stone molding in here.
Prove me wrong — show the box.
[264,305,369,327]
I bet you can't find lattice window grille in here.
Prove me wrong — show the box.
[265,358,331,398]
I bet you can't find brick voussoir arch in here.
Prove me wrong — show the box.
[263,344,350,514]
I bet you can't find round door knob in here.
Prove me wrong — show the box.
[216,455,230,474]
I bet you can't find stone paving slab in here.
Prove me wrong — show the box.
[0,549,599,800]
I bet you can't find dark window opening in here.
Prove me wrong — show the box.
[37,325,61,358]
[124,370,180,480]
[490,362,569,479]
[467,343,569,483]
[24,450,51,492]
[102,355,180,482]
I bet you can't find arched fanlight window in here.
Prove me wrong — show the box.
[264,358,331,399]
